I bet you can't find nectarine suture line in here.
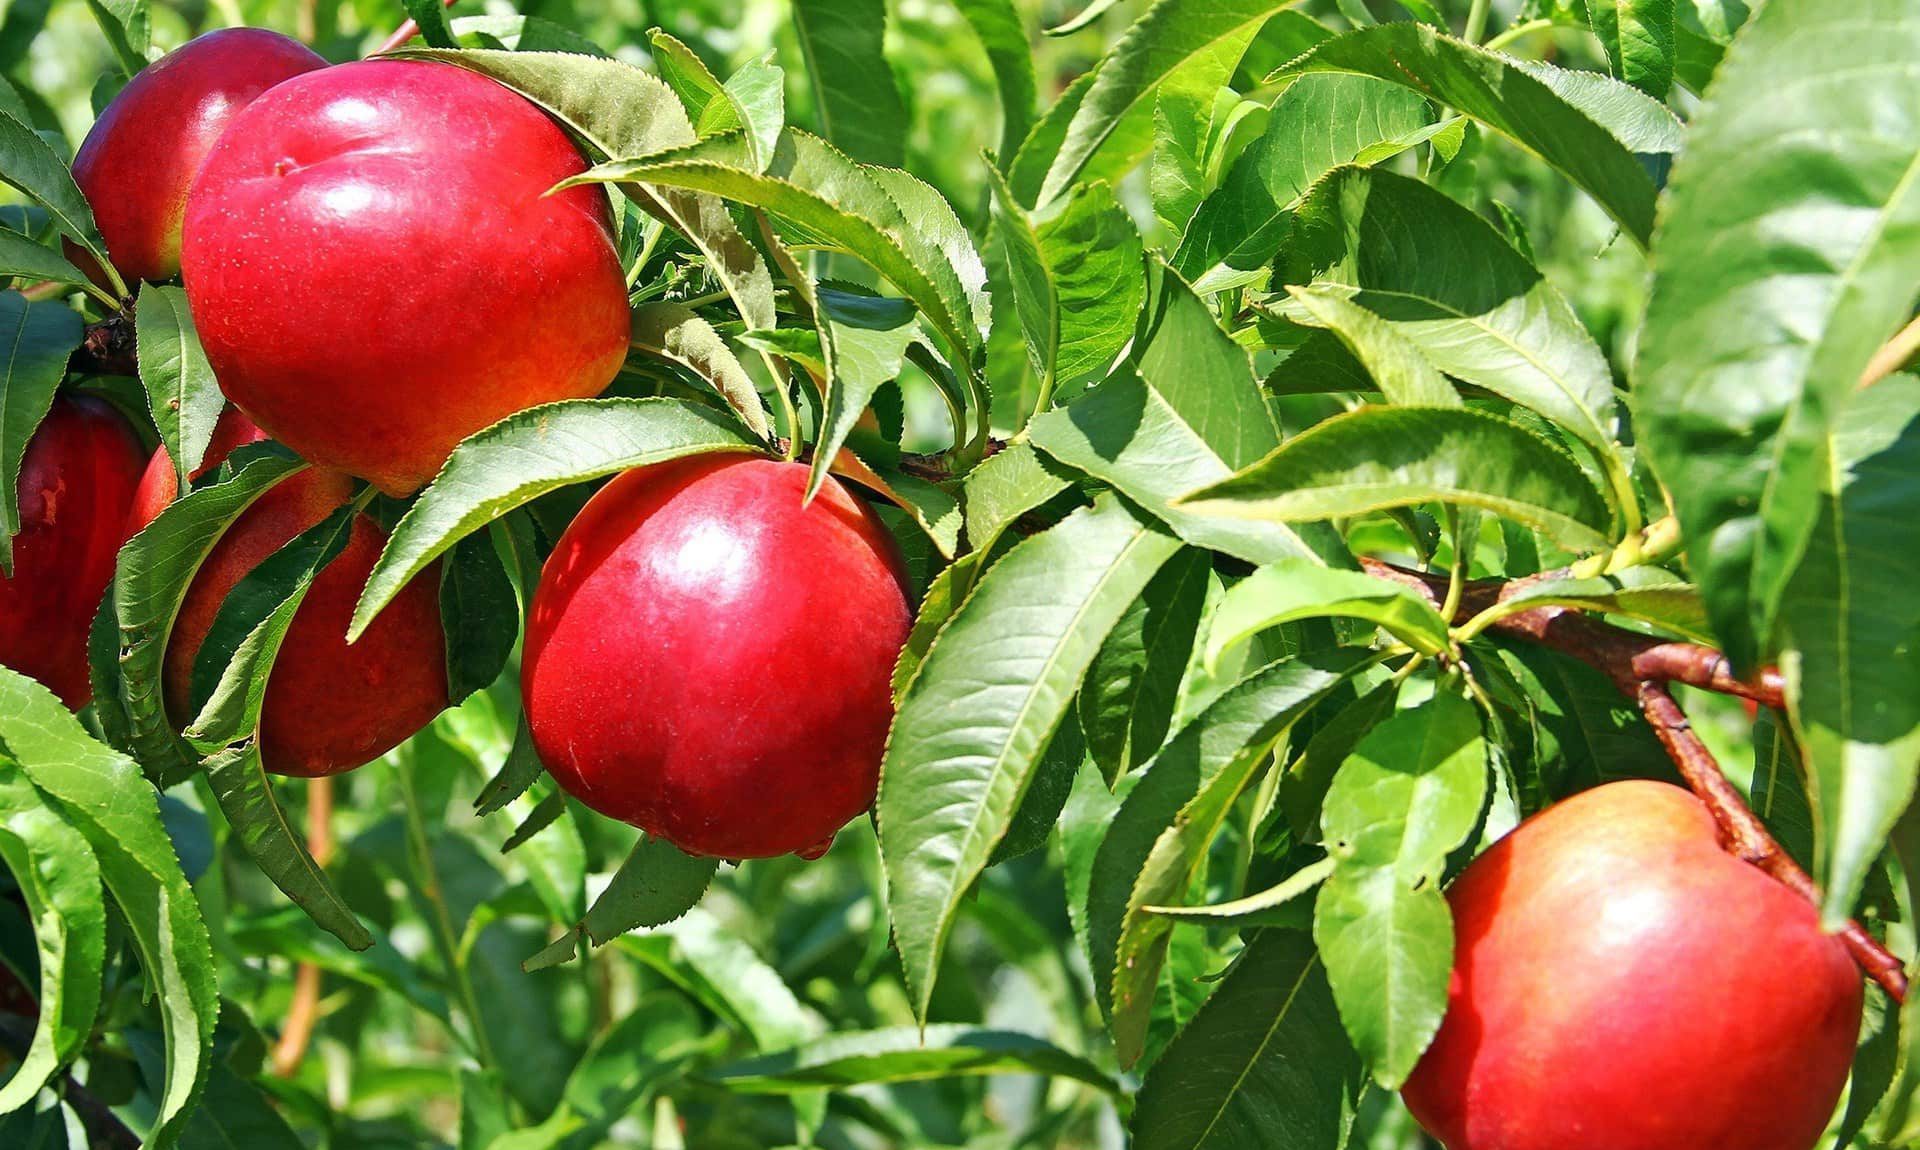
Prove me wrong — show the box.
[1359,557,1908,1004]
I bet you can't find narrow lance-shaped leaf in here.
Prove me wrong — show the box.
[1080,549,1212,782]
[1088,649,1381,1021]
[0,230,112,306]
[708,1026,1121,1095]
[1180,406,1614,553]
[1636,0,1920,670]
[629,301,771,441]
[1314,690,1487,1087]
[0,291,82,574]
[1269,24,1682,245]
[582,835,720,945]
[791,0,906,166]
[0,110,119,293]
[1284,285,1459,410]
[1031,0,1305,210]
[1780,377,1920,927]
[1131,930,1363,1150]
[135,283,228,494]
[951,0,1037,165]
[95,453,305,786]
[1171,72,1435,292]
[1207,561,1453,666]
[0,669,217,1147]
[800,288,917,500]
[880,495,1182,1021]
[1283,166,1620,469]
[0,760,104,1114]
[352,398,757,640]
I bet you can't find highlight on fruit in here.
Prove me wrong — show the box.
[0,2,1910,1147]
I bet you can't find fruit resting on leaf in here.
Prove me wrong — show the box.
[1402,779,1862,1150]
[179,59,631,495]
[522,457,912,859]
[126,408,447,777]
[0,395,145,709]
[70,27,325,286]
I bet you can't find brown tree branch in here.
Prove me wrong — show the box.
[271,776,334,1078]
[1360,557,1908,1002]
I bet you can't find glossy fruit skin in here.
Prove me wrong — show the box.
[179,59,631,495]
[0,396,145,709]
[127,409,447,777]
[70,27,325,286]
[1402,779,1862,1150]
[522,457,912,859]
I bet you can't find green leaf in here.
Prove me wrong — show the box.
[1839,987,1901,1150]
[133,284,224,491]
[351,398,756,641]
[401,0,456,47]
[582,835,719,945]
[951,0,1037,165]
[0,291,82,574]
[475,717,545,817]
[1088,649,1380,1021]
[94,453,305,786]
[1207,561,1453,665]
[1143,855,1332,925]
[1283,285,1459,409]
[1636,0,1920,670]
[791,0,906,166]
[629,301,770,440]
[801,288,918,499]
[1483,639,1676,797]
[708,1025,1121,1094]
[962,438,1071,554]
[0,111,115,291]
[880,495,1182,1022]
[618,908,822,1052]
[1080,549,1211,782]
[0,229,103,302]
[985,174,1143,395]
[448,13,608,54]
[394,49,778,336]
[439,530,518,704]
[989,717,1086,864]
[1780,377,1920,926]
[1285,167,1620,461]
[1046,0,1125,36]
[1750,711,1815,874]
[646,31,756,146]
[82,0,149,77]
[1269,24,1678,245]
[1172,73,1436,292]
[1131,930,1362,1150]
[1315,691,1486,1087]
[1030,0,1299,210]
[1486,568,1710,644]
[0,669,216,1147]
[1181,406,1613,552]
[1589,0,1675,97]
[0,760,103,1113]
[566,131,982,374]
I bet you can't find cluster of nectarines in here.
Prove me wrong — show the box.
[0,25,1874,1150]
[0,27,909,858]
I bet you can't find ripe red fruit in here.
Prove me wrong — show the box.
[1402,779,1862,1150]
[180,59,631,496]
[70,27,325,286]
[522,457,912,859]
[0,395,145,709]
[127,409,447,777]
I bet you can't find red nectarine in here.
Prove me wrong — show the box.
[0,395,145,709]
[71,27,325,286]
[521,456,912,859]
[1402,779,1863,1150]
[179,59,631,495]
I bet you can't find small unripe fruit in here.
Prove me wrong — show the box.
[70,28,325,286]
[1402,779,1862,1150]
[180,59,631,495]
[127,409,447,776]
[0,395,145,708]
[522,457,912,859]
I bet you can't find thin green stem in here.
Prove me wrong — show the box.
[1484,17,1553,53]
[396,753,499,1073]
[1464,0,1493,44]
[1440,506,1468,625]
